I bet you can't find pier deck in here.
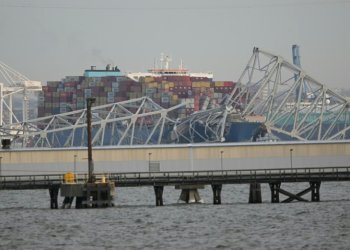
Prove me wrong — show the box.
[1,166,349,190]
[1,166,349,207]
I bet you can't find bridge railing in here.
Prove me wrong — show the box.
[103,166,350,183]
[1,166,349,188]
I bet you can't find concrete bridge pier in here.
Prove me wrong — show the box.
[176,185,204,203]
[60,182,115,208]
[211,184,222,204]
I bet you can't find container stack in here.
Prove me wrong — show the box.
[38,73,236,119]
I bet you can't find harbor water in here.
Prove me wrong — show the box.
[0,182,349,249]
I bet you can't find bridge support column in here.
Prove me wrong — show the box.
[75,196,83,209]
[176,185,204,203]
[62,197,74,209]
[310,181,321,202]
[82,183,115,208]
[211,184,222,205]
[154,186,164,206]
[249,183,262,203]
[49,186,59,209]
[269,182,281,203]
[60,182,115,208]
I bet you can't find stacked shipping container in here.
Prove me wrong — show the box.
[38,74,236,119]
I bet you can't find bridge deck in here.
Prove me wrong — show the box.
[1,166,349,190]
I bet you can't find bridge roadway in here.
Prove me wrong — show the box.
[0,141,349,174]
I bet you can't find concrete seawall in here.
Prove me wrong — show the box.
[1,141,349,175]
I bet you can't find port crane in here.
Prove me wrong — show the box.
[0,61,42,126]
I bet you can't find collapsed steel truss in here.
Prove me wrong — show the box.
[228,48,350,140]
[170,106,227,143]
[1,97,184,148]
[1,48,350,148]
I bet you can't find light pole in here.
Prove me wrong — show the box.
[74,154,77,175]
[220,150,224,171]
[290,149,293,169]
[0,156,2,176]
[148,152,152,172]
[189,144,194,171]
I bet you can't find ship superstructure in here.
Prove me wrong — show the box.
[128,54,213,81]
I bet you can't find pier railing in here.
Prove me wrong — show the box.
[0,166,349,190]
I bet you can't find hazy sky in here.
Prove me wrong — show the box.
[1,0,350,89]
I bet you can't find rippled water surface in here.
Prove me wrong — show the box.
[1,182,350,249]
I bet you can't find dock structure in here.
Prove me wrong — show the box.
[0,166,349,208]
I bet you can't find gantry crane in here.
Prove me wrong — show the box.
[0,61,42,126]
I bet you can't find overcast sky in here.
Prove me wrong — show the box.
[1,0,349,89]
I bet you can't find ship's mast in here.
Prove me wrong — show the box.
[160,53,164,69]
[164,55,172,70]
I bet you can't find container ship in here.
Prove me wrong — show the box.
[38,55,265,143]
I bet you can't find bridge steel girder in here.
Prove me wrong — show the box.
[228,47,350,141]
[1,97,185,148]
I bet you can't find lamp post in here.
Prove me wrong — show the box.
[290,149,293,169]
[189,144,194,171]
[148,152,152,172]
[74,154,77,175]
[220,150,224,171]
[0,156,2,176]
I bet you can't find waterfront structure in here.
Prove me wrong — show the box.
[0,166,349,208]
[0,140,348,174]
[1,137,349,208]
[1,48,350,148]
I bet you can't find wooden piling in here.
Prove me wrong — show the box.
[211,184,222,205]
[154,186,164,206]
[249,183,262,203]
[269,182,281,203]
[49,186,59,209]
[310,181,321,202]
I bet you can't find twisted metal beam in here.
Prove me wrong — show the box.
[0,97,184,148]
[228,48,350,140]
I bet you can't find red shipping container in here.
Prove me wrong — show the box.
[59,92,67,98]
[64,82,75,87]
[103,82,112,88]
[194,95,200,103]
[45,95,52,101]
[48,86,56,92]
[116,97,127,102]
[76,90,84,96]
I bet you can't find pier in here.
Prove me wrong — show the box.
[0,166,349,208]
